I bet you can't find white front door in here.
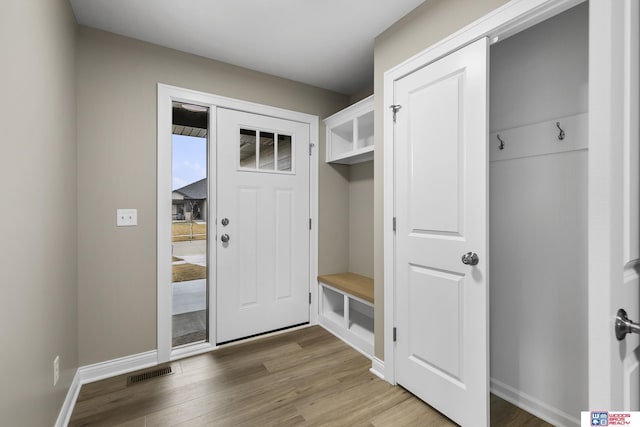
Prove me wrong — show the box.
[394,38,489,426]
[216,108,310,344]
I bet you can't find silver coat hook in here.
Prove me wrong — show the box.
[497,134,505,150]
[556,122,565,140]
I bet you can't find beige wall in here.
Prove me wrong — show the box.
[372,0,511,359]
[348,161,374,277]
[0,0,78,425]
[76,27,350,365]
[349,86,374,105]
[320,162,350,275]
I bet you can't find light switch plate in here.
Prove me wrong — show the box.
[117,209,137,226]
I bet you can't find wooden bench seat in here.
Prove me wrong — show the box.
[317,272,374,304]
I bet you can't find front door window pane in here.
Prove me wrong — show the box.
[259,131,275,170]
[240,129,257,168]
[238,128,293,173]
[277,134,292,171]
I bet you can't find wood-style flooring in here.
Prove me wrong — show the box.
[69,326,552,426]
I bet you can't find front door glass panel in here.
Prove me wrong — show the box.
[171,102,209,348]
[239,128,294,174]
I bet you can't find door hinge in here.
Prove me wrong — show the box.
[390,104,402,123]
[309,292,312,304]
[309,218,312,230]
[309,143,315,156]
[393,327,397,342]
[393,217,396,232]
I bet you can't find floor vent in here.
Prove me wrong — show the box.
[127,366,174,386]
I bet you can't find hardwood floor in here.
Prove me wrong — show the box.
[69,326,551,426]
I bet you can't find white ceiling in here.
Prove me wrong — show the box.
[70,0,425,95]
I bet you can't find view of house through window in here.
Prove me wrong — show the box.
[171,102,209,347]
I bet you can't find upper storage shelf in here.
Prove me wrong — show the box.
[324,95,374,164]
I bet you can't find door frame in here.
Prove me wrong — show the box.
[383,0,638,414]
[157,84,319,363]
[589,0,640,409]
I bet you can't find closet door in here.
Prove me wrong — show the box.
[394,37,489,426]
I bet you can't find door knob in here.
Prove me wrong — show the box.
[220,234,230,243]
[615,309,640,341]
[461,252,479,266]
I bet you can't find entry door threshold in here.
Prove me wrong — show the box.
[217,322,311,346]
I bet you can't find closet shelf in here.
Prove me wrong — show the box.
[324,95,374,164]
[328,145,374,165]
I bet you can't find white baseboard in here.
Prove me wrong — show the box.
[53,325,324,427]
[54,350,159,426]
[490,378,579,427]
[55,370,81,427]
[78,350,158,385]
[318,323,372,360]
[57,351,580,427]
[54,324,322,425]
[370,357,385,380]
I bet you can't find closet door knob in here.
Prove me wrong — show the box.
[615,309,640,341]
[220,234,230,243]
[461,252,479,266]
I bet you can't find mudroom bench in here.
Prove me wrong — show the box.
[317,272,374,358]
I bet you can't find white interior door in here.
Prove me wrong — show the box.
[216,108,310,344]
[588,0,640,413]
[394,37,489,426]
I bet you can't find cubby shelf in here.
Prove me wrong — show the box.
[324,95,374,164]
[318,273,374,358]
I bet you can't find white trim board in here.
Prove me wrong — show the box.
[157,83,319,364]
[370,357,385,380]
[55,371,81,427]
[54,323,319,426]
[623,0,640,265]
[50,345,571,427]
[54,350,158,427]
[77,350,159,385]
[490,113,588,162]
[491,378,579,427]
[587,0,640,408]
[318,324,373,361]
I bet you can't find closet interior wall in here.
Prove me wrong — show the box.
[489,2,588,421]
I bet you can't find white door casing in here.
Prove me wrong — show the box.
[393,37,489,427]
[588,0,640,410]
[216,109,310,344]
[384,0,640,421]
[384,0,588,387]
[157,84,319,362]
